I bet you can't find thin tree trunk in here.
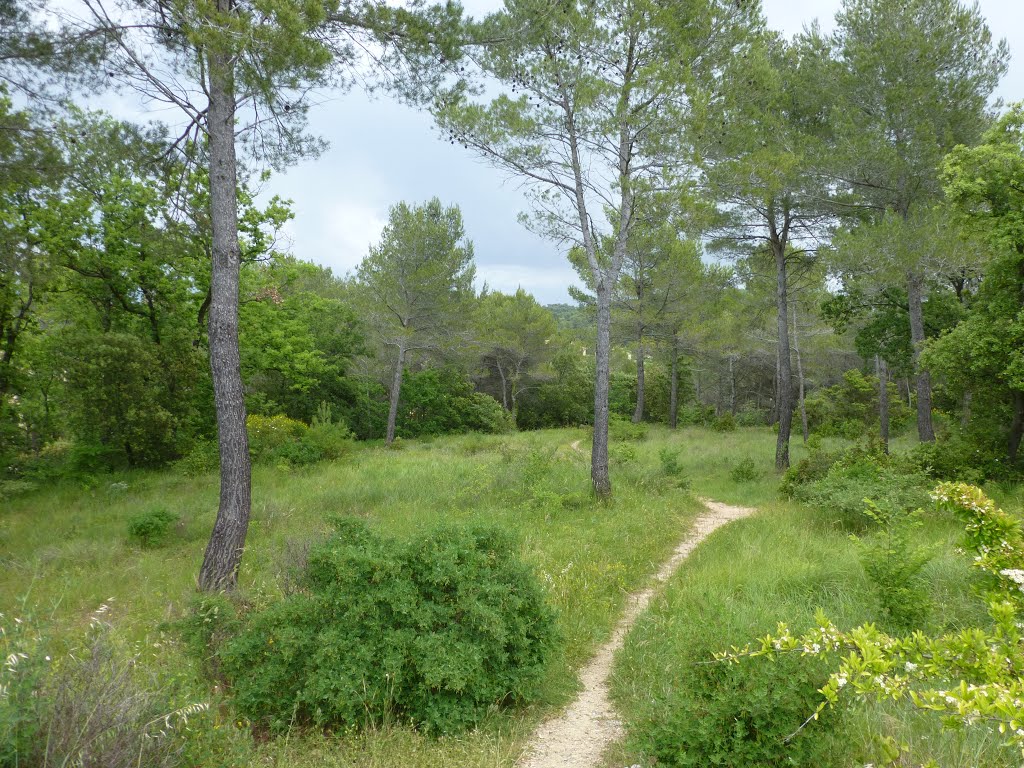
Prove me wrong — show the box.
[633,337,645,423]
[496,361,509,410]
[907,269,935,442]
[961,389,972,428]
[728,355,736,415]
[592,282,612,498]
[1009,390,1024,465]
[877,355,890,454]
[386,343,406,446]
[774,243,793,471]
[199,23,252,592]
[771,345,781,427]
[792,302,808,444]
[669,339,679,429]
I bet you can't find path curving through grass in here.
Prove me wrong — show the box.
[515,498,756,768]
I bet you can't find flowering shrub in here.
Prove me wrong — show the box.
[717,483,1024,756]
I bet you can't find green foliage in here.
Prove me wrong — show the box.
[712,412,736,432]
[608,414,648,442]
[630,644,842,768]
[659,447,682,476]
[127,505,179,548]
[728,457,758,483]
[398,368,512,438]
[792,445,931,531]
[516,348,594,430]
[720,484,1024,757]
[854,500,933,632]
[804,369,911,439]
[175,439,220,477]
[219,519,557,735]
[246,413,308,462]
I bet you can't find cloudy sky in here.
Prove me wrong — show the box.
[195,1,1024,304]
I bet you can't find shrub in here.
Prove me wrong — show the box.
[735,404,769,427]
[853,500,933,632]
[300,421,355,462]
[711,412,736,432]
[628,646,843,767]
[247,414,308,462]
[659,447,682,477]
[791,445,931,532]
[804,369,912,439]
[219,519,557,735]
[175,438,219,476]
[609,415,648,442]
[729,457,758,483]
[127,505,179,548]
[907,429,1011,484]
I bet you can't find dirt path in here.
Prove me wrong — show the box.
[516,498,755,768]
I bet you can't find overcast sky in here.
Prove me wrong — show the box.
[217,1,1024,304]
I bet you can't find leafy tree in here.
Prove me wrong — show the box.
[439,0,755,496]
[356,198,476,446]
[611,198,703,425]
[824,0,1008,443]
[72,0,463,589]
[927,106,1024,466]
[476,289,558,421]
[700,31,832,470]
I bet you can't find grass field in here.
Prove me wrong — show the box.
[1,425,1019,766]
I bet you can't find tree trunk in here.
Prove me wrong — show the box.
[907,269,935,442]
[633,338,645,423]
[1009,390,1024,465]
[774,243,793,471]
[792,302,808,444]
[669,339,679,429]
[198,28,252,593]
[386,343,406,446]
[496,360,509,410]
[961,389,972,428]
[592,282,612,498]
[877,355,890,454]
[728,355,736,415]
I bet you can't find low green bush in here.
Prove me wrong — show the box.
[659,447,682,477]
[609,415,648,442]
[711,412,736,432]
[628,645,842,767]
[790,444,931,532]
[219,519,557,735]
[175,439,219,476]
[854,501,933,632]
[247,414,308,462]
[729,457,758,483]
[127,506,179,547]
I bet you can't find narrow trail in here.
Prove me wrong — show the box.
[516,498,756,768]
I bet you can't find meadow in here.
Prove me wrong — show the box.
[2,426,1020,766]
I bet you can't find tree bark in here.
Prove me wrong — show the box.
[728,355,736,415]
[669,339,679,429]
[592,282,612,498]
[198,22,252,593]
[633,338,645,423]
[907,269,936,442]
[877,355,890,454]
[496,360,509,410]
[961,389,972,429]
[1009,390,1024,465]
[792,302,808,444]
[774,242,793,471]
[386,343,406,446]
